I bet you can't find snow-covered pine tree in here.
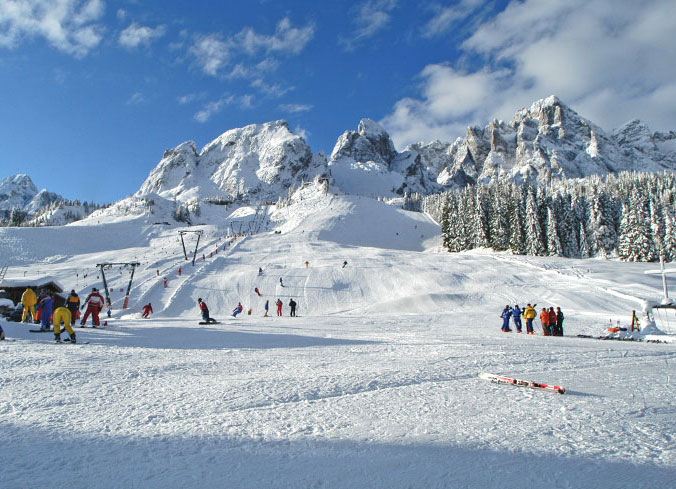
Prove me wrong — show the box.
[663,205,676,262]
[508,186,525,254]
[546,206,563,256]
[489,186,510,251]
[473,185,491,248]
[524,188,545,256]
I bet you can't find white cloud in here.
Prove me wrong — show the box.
[279,103,313,113]
[251,78,293,98]
[118,22,166,49]
[340,0,397,50]
[177,92,205,105]
[189,17,314,77]
[116,9,126,21]
[421,0,484,38]
[0,0,105,58]
[193,94,254,122]
[383,0,676,148]
[126,92,144,105]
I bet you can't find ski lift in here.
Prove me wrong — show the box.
[644,255,676,335]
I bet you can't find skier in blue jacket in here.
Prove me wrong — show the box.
[500,305,512,332]
[37,291,54,331]
[232,302,243,317]
[512,305,523,333]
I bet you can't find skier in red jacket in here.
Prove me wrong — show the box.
[142,303,153,318]
[276,298,283,316]
[81,287,105,327]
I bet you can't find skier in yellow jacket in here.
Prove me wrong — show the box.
[21,287,37,322]
[523,303,537,335]
[52,306,77,343]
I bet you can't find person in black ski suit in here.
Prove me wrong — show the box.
[289,299,297,317]
[500,305,512,332]
[554,307,564,336]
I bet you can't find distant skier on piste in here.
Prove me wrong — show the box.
[264,299,269,317]
[254,287,261,296]
[279,277,284,287]
[276,298,283,316]
[342,260,348,268]
[500,305,512,332]
[232,302,243,317]
[142,303,153,318]
[289,298,297,317]
[197,298,217,324]
[258,267,263,276]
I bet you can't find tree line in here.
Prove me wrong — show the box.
[421,172,676,262]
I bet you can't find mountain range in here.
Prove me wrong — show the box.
[2,95,675,224]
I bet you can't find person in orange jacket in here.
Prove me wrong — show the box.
[548,307,557,336]
[540,307,550,336]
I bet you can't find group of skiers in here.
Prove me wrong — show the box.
[13,286,107,343]
[500,304,564,336]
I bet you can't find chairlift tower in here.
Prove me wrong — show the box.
[96,262,140,309]
[644,255,676,334]
[178,230,203,266]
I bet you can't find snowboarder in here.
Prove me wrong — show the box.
[37,291,53,331]
[197,298,217,324]
[258,267,263,276]
[264,300,269,317]
[279,277,284,287]
[276,298,283,316]
[555,307,565,336]
[540,308,550,336]
[232,302,243,317]
[523,303,536,334]
[289,298,297,317]
[52,306,76,343]
[81,287,105,327]
[342,260,348,268]
[66,290,80,325]
[512,305,523,333]
[20,287,37,322]
[142,303,153,318]
[500,305,512,332]
[254,287,261,296]
[548,307,557,336]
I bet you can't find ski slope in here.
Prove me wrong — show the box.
[1,189,675,489]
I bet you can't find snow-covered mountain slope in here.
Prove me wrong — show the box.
[0,174,39,212]
[136,120,328,203]
[2,187,675,489]
[437,95,676,185]
[329,118,441,197]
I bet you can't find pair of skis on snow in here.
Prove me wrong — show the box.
[478,372,565,394]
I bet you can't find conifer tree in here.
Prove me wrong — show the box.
[546,206,563,256]
[524,189,544,256]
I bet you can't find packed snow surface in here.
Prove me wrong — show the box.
[1,192,675,489]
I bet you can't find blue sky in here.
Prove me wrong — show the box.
[1,0,675,203]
